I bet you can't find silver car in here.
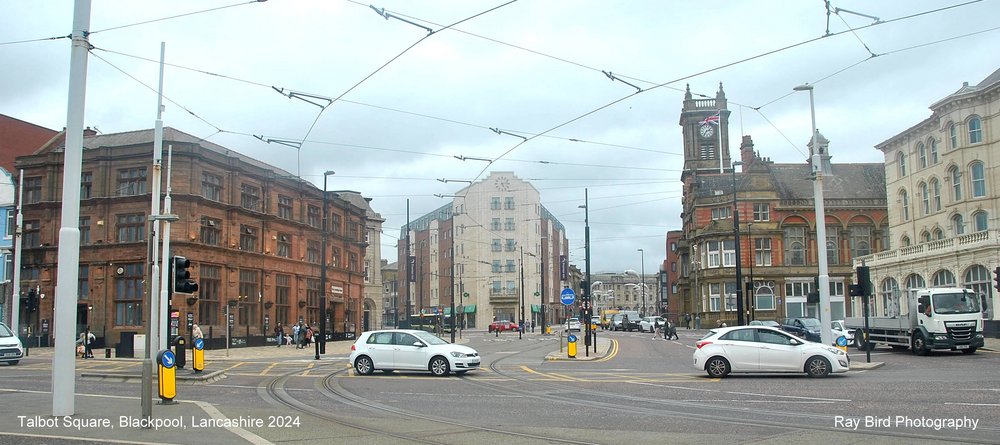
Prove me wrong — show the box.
[0,322,24,366]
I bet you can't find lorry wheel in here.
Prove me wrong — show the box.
[961,348,977,354]
[854,334,873,351]
[911,334,929,356]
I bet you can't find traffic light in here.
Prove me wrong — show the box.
[172,256,199,294]
[994,266,1000,293]
[25,289,38,312]
[807,276,819,304]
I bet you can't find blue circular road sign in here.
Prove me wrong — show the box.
[836,335,848,347]
[158,350,176,369]
[560,288,576,305]
[567,334,577,343]
[194,338,205,350]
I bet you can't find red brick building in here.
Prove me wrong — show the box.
[0,114,58,174]
[675,84,888,326]
[14,127,370,347]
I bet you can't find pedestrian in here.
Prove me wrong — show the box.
[274,323,284,347]
[694,313,701,329]
[302,324,312,348]
[78,327,95,359]
[652,321,662,339]
[292,323,301,348]
[192,323,204,340]
[685,313,692,329]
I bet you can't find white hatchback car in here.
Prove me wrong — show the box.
[349,329,480,377]
[564,318,582,332]
[831,320,855,345]
[693,326,849,378]
[0,322,24,366]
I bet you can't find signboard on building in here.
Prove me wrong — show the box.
[408,256,417,282]
[559,255,567,280]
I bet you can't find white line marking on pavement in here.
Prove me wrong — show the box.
[0,431,172,445]
[945,402,1000,407]
[685,399,835,404]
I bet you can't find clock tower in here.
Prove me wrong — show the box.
[679,83,731,179]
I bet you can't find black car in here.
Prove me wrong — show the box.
[779,317,822,343]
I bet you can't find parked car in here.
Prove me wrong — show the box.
[639,316,665,333]
[488,320,519,333]
[779,317,822,343]
[693,326,850,378]
[564,318,582,332]
[0,322,24,366]
[748,320,780,328]
[589,316,601,331]
[831,320,855,344]
[349,329,480,376]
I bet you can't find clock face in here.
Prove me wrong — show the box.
[494,177,510,191]
[699,124,714,138]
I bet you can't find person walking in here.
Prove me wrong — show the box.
[685,313,692,329]
[302,324,313,348]
[79,327,95,359]
[192,323,204,341]
[274,323,284,347]
[292,323,301,349]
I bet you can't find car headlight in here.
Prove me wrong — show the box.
[823,346,846,356]
[450,351,471,358]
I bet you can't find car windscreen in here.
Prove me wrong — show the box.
[412,331,449,345]
[799,319,821,329]
[0,324,13,337]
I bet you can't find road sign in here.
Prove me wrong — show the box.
[193,338,204,350]
[560,288,576,305]
[567,334,577,343]
[160,350,176,369]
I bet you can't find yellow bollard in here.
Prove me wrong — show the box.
[157,349,177,403]
[192,338,205,373]
[567,334,577,358]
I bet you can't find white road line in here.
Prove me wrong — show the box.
[945,402,1000,407]
[192,400,272,445]
[686,399,836,404]
[629,381,851,402]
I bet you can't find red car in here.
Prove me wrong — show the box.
[488,320,519,333]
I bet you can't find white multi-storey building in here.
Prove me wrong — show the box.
[856,67,999,321]
[398,172,569,330]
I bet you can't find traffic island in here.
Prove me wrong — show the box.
[81,369,226,384]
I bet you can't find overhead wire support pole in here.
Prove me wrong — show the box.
[602,70,642,93]
[369,4,434,34]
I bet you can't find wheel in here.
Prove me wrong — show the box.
[805,356,831,378]
[354,356,374,375]
[429,356,450,376]
[854,334,866,351]
[912,334,929,356]
[705,356,730,378]
[961,348,977,354]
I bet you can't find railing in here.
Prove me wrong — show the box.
[854,229,999,267]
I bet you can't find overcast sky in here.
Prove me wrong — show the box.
[3,0,998,274]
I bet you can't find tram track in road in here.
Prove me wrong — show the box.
[458,336,999,444]
[259,356,599,444]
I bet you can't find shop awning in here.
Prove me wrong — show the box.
[463,305,476,313]
[530,304,541,313]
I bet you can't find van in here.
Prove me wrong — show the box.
[0,322,24,366]
[610,311,641,331]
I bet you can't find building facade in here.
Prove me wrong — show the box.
[380,260,399,327]
[675,84,889,327]
[397,172,568,330]
[590,271,658,315]
[13,127,372,346]
[662,230,683,323]
[856,67,999,321]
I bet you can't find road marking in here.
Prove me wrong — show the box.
[0,431,167,445]
[518,366,576,381]
[687,399,836,404]
[192,399,272,445]
[300,361,315,376]
[223,362,244,372]
[945,402,1000,407]
[260,362,278,375]
[630,381,850,402]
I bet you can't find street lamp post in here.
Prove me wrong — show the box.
[317,170,334,359]
[732,161,745,326]
[747,222,755,322]
[637,249,646,317]
[579,189,592,356]
[794,83,832,346]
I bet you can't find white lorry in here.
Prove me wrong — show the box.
[845,287,985,355]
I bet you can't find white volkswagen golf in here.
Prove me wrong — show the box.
[693,326,849,378]
[349,329,480,377]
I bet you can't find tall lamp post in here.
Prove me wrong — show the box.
[579,189,592,356]
[732,161,745,326]
[317,170,334,359]
[747,222,755,322]
[637,249,646,317]
[794,83,832,346]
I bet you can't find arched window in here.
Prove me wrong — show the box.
[784,227,807,266]
[900,189,910,221]
[973,211,988,232]
[920,231,931,243]
[963,265,990,302]
[880,278,900,317]
[919,182,929,215]
[968,116,982,144]
[932,269,956,287]
[929,139,938,164]
[901,235,911,247]
[930,178,941,212]
[904,273,925,290]
[949,166,962,201]
[970,162,986,197]
[932,228,944,240]
[949,123,958,148]
[952,214,965,235]
[754,283,775,311]
[917,143,927,168]
[849,226,871,258]
[897,152,907,177]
